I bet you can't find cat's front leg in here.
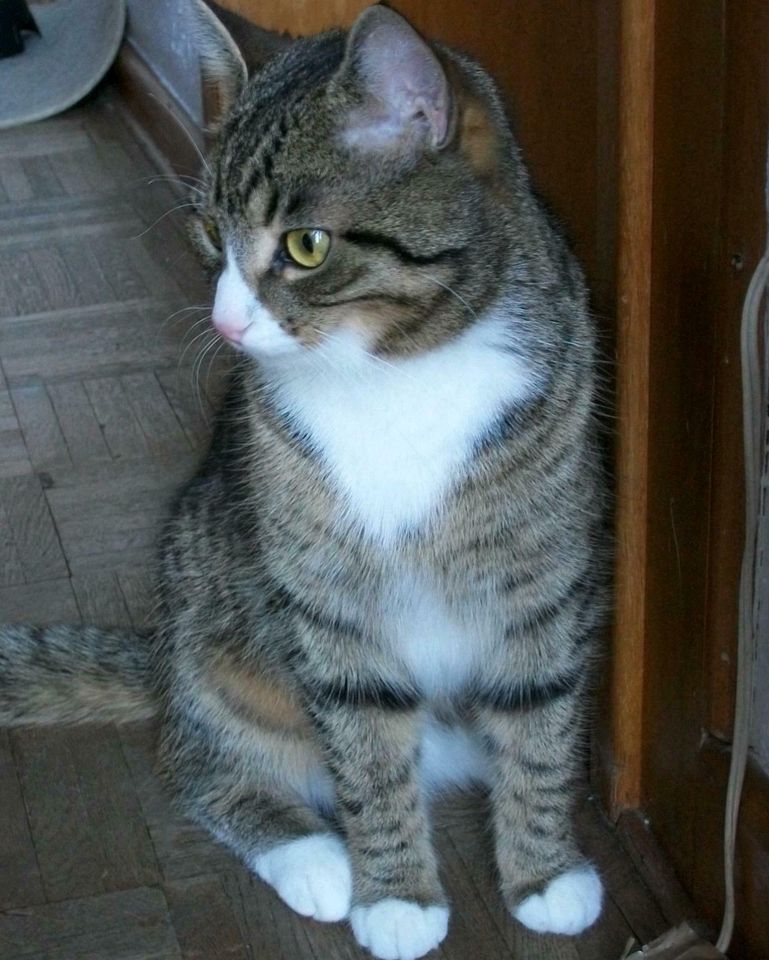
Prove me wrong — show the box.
[309,683,449,960]
[477,680,603,936]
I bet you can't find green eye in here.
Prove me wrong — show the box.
[284,228,330,268]
[203,217,221,251]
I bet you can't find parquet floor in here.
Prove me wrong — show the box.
[0,89,671,959]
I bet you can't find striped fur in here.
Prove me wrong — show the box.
[0,5,609,957]
[0,625,157,725]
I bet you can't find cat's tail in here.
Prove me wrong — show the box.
[0,624,160,726]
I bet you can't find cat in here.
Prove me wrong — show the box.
[0,3,609,958]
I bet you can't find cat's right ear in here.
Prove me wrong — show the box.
[190,0,247,130]
[338,5,453,156]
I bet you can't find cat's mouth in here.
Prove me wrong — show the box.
[212,309,301,358]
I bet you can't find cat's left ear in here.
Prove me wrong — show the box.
[339,5,453,154]
[190,0,248,130]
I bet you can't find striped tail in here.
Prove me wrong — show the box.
[0,624,159,726]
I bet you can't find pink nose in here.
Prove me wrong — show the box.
[212,312,247,343]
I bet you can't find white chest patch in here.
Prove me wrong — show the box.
[265,315,537,543]
[387,574,480,698]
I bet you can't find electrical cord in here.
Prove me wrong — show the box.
[715,173,769,954]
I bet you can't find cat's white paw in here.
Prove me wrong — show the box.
[513,864,603,935]
[250,833,352,922]
[350,899,449,960]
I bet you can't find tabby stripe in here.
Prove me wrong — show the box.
[309,676,419,711]
[525,821,553,839]
[283,190,309,218]
[500,567,543,593]
[310,293,415,309]
[358,842,410,861]
[343,230,464,266]
[505,575,587,638]
[269,584,365,641]
[264,186,280,224]
[240,163,263,206]
[518,756,559,776]
[475,669,580,712]
[477,395,548,452]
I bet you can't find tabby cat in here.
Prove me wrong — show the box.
[0,3,608,957]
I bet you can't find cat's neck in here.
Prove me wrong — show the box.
[259,310,540,545]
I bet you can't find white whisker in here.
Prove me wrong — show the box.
[148,92,212,176]
[155,304,211,345]
[177,322,214,371]
[202,340,228,420]
[423,274,478,320]
[132,202,199,240]
[193,336,223,422]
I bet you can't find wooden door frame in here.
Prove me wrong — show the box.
[607,1,769,956]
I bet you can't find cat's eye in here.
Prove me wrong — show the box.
[203,217,221,251]
[284,229,330,268]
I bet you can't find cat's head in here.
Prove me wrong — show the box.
[188,1,520,361]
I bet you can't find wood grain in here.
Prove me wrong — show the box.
[12,724,161,902]
[0,731,45,911]
[0,887,182,960]
[164,875,250,960]
[606,0,656,816]
[0,475,68,582]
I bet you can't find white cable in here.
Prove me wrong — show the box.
[715,214,769,953]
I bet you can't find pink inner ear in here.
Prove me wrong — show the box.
[342,8,450,152]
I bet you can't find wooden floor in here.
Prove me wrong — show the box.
[0,90,672,960]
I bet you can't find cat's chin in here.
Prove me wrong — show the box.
[237,338,303,361]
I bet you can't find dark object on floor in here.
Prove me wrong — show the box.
[0,0,39,59]
[622,923,727,959]
[0,0,126,129]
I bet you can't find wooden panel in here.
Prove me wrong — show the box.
[156,367,216,449]
[0,389,31,478]
[601,0,656,814]
[0,500,26,586]
[620,746,769,960]
[12,381,73,472]
[46,381,112,466]
[0,475,68,583]
[0,578,80,622]
[639,0,725,871]
[71,569,133,628]
[1,300,185,384]
[0,731,45,911]
[12,724,161,902]
[120,372,192,456]
[118,568,156,629]
[0,887,182,960]
[44,456,197,566]
[606,0,769,956]
[163,876,250,960]
[703,0,769,741]
[83,375,153,461]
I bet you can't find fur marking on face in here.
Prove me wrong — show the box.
[213,249,299,355]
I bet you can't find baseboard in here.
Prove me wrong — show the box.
[111,41,207,186]
[615,809,702,932]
